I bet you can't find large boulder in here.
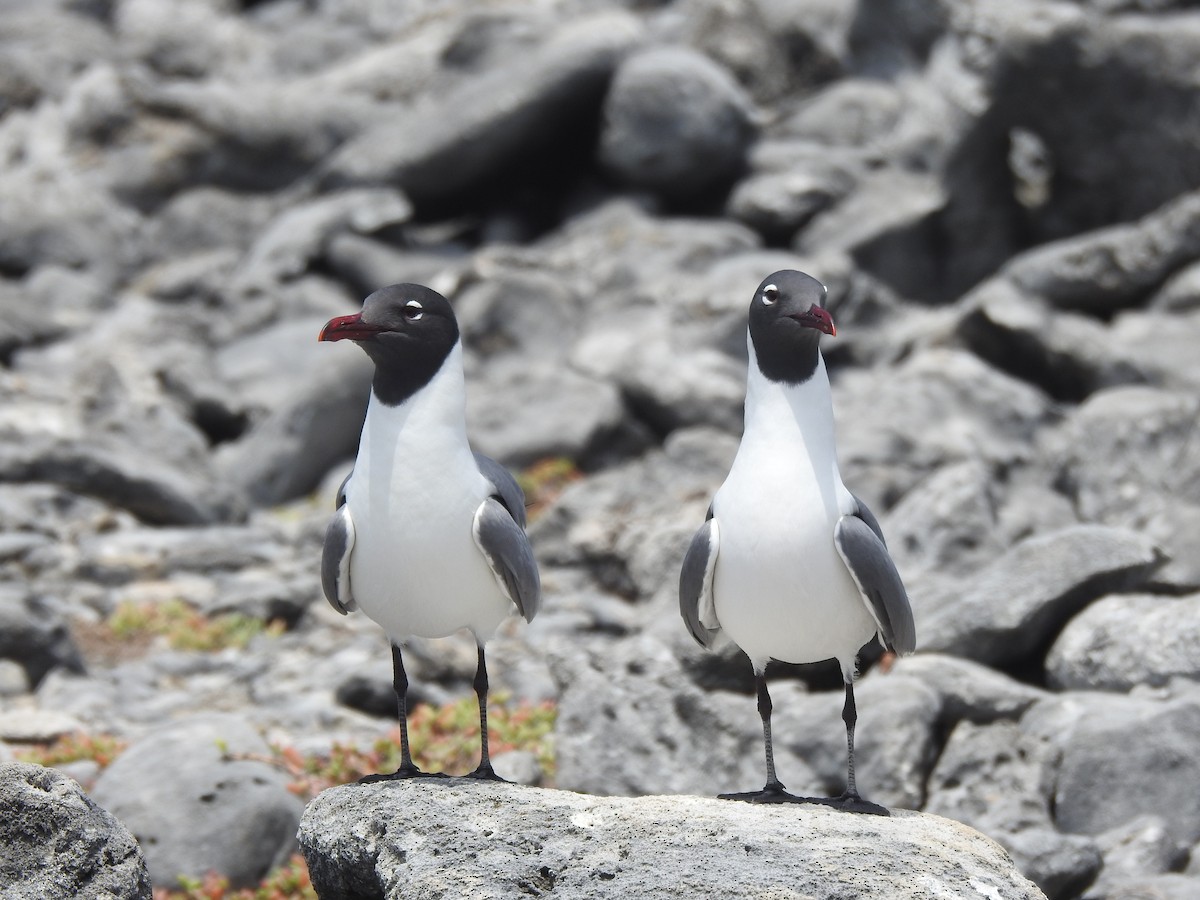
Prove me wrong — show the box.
[89,713,303,889]
[1046,592,1200,691]
[918,525,1165,669]
[299,779,1047,900]
[0,762,152,900]
[598,46,756,203]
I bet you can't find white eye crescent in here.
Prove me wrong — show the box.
[760,284,779,306]
[404,299,424,320]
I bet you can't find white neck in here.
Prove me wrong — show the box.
[735,332,843,490]
[361,342,472,459]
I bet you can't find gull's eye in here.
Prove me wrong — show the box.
[403,299,424,321]
[760,284,779,306]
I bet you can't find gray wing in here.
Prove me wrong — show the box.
[474,452,527,529]
[472,497,541,622]
[334,470,353,508]
[679,510,721,649]
[321,503,357,615]
[850,491,886,546]
[834,509,915,656]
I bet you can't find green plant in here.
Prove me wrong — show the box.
[14,731,127,770]
[154,855,316,900]
[106,599,285,652]
[518,457,582,520]
[266,695,557,799]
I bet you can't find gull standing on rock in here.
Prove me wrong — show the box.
[318,284,541,782]
[679,270,915,815]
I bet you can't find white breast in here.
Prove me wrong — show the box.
[711,340,875,671]
[345,344,512,641]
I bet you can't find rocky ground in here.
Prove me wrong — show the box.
[2,0,1200,897]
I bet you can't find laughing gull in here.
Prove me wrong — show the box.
[319,283,541,781]
[679,270,915,815]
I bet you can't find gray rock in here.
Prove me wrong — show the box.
[75,522,286,585]
[298,779,1047,900]
[1002,188,1200,315]
[466,361,630,468]
[1088,875,1200,900]
[0,659,30,697]
[322,233,466,299]
[778,78,906,148]
[919,525,1165,668]
[1149,258,1200,311]
[1052,385,1200,587]
[924,719,1101,899]
[322,13,640,204]
[215,338,372,506]
[456,269,582,363]
[1046,593,1200,691]
[229,189,412,294]
[891,654,1048,725]
[940,6,1200,294]
[531,427,738,602]
[832,348,1053,510]
[797,169,946,301]
[884,459,1008,578]
[1110,307,1200,393]
[726,161,856,244]
[954,277,1145,402]
[0,708,86,744]
[661,0,830,104]
[846,0,955,76]
[0,762,152,900]
[0,587,85,688]
[1023,690,1200,845]
[616,340,747,437]
[90,713,303,889]
[1001,828,1102,900]
[598,46,756,201]
[549,635,772,797]
[1091,816,1189,892]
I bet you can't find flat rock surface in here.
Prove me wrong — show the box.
[299,780,1047,900]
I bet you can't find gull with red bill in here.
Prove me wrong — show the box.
[679,269,914,814]
[318,283,540,782]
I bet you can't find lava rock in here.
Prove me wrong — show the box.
[90,713,304,889]
[299,778,1047,900]
[321,13,640,207]
[1023,689,1200,846]
[919,525,1165,669]
[0,762,152,900]
[0,587,84,688]
[1046,593,1200,691]
[598,46,756,203]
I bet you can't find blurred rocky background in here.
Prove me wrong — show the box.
[2,0,1200,897]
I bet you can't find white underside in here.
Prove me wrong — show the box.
[711,340,875,673]
[344,344,512,642]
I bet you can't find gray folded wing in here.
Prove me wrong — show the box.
[321,503,357,615]
[474,452,527,529]
[472,497,541,622]
[850,491,885,546]
[679,514,721,649]
[834,513,915,655]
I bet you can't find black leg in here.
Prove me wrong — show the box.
[467,644,506,781]
[719,671,802,803]
[359,643,443,783]
[811,680,888,816]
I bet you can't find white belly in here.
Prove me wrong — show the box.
[346,463,511,641]
[711,459,875,671]
[343,363,513,642]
